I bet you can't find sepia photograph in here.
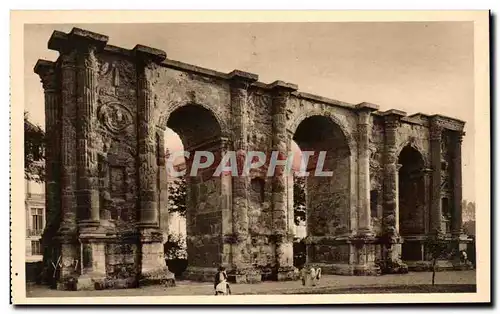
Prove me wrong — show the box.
[10,10,490,304]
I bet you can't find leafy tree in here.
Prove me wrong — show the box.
[425,230,453,285]
[168,176,187,217]
[24,111,45,183]
[163,233,187,260]
[462,200,475,222]
[293,175,306,225]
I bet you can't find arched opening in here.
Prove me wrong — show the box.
[292,115,351,265]
[162,128,188,278]
[163,104,224,277]
[292,141,307,269]
[398,145,426,261]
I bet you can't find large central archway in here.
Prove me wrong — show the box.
[292,115,352,268]
[164,103,225,279]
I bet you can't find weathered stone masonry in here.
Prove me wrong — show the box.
[35,28,469,290]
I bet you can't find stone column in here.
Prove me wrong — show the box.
[137,59,159,227]
[75,42,102,225]
[54,29,110,290]
[157,128,170,240]
[350,103,380,275]
[422,168,433,235]
[49,34,81,285]
[220,138,234,270]
[451,131,465,236]
[134,44,174,286]
[355,103,379,235]
[270,80,297,281]
[286,130,295,240]
[34,60,61,283]
[394,163,403,235]
[451,131,468,253]
[381,110,408,274]
[228,70,258,283]
[429,121,444,235]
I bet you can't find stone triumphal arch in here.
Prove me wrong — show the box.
[34,28,469,290]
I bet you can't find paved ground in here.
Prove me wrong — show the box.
[26,270,476,297]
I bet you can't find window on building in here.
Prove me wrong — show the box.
[31,240,42,255]
[31,207,44,232]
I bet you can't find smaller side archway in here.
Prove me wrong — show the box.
[396,137,430,169]
[398,145,427,261]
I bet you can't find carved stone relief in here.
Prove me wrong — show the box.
[110,166,127,200]
[97,101,133,134]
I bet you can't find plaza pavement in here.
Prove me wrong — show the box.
[26,270,476,298]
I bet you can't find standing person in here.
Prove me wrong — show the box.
[300,266,322,287]
[214,266,230,295]
[311,267,321,286]
[300,266,309,286]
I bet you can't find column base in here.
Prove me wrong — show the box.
[350,234,381,276]
[275,266,298,281]
[183,266,264,283]
[56,275,79,291]
[452,233,472,251]
[356,228,376,238]
[76,272,107,290]
[183,266,218,282]
[139,267,176,287]
[378,235,409,274]
[139,228,176,287]
[450,233,474,270]
[379,260,408,274]
[228,267,262,283]
[352,264,381,276]
[56,275,139,291]
[380,243,409,274]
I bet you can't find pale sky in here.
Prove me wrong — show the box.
[24,22,475,201]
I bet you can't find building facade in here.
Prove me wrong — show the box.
[25,179,45,262]
[34,28,469,290]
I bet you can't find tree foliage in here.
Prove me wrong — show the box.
[294,175,306,225]
[462,200,476,222]
[163,233,187,260]
[168,176,187,217]
[24,111,45,183]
